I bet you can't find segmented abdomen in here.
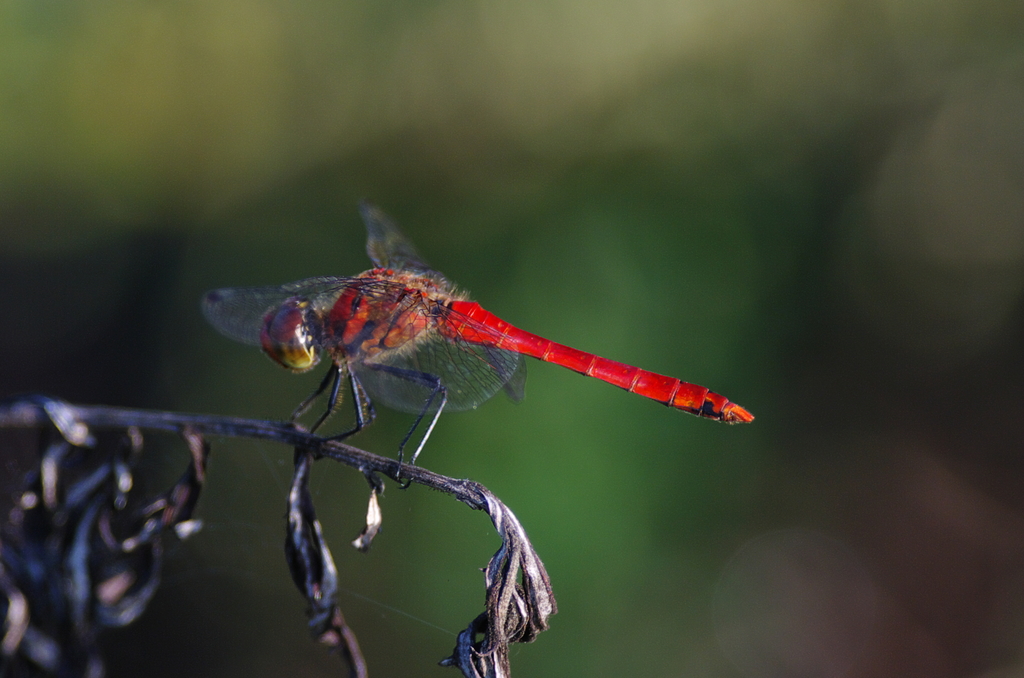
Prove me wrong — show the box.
[444,301,753,423]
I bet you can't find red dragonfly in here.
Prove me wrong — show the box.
[203,203,753,465]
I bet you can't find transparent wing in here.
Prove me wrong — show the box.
[202,276,354,346]
[360,201,434,273]
[350,305,525,414]
[502,357,527,403]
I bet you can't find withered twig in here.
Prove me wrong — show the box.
[0,396,555,678]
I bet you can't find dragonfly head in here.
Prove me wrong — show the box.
[260,297,321,372]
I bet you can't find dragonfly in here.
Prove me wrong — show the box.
[203,202,753,466]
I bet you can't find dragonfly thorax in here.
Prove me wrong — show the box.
[260,296,321,372]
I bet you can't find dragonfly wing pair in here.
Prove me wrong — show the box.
[352,322,525,414]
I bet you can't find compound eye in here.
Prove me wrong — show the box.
[260,297,320,371]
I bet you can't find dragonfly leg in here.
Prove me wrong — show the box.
[308,365,345,434]
[292,365,340,424]
[324,371,377,441]
[406,383,446,465]
[363,364,448,478]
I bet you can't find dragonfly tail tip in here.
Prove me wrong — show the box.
[722,403,755,424]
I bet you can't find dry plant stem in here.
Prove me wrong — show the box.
[1,398,515,511]
[0,396,556,678]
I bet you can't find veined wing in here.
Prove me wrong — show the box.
[202,276,356,346]
[360,201,436,274]
[351,303,526,414]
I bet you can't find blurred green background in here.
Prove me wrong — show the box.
[3,0,1024,676]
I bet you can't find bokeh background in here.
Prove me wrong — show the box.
[3,1,1024,676]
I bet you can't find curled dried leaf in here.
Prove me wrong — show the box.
[285,448,368,678]
[441,486,556,677]
[351,488,382,553]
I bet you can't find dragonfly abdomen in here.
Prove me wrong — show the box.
[533,342,749,422]
[447,301,753,423]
